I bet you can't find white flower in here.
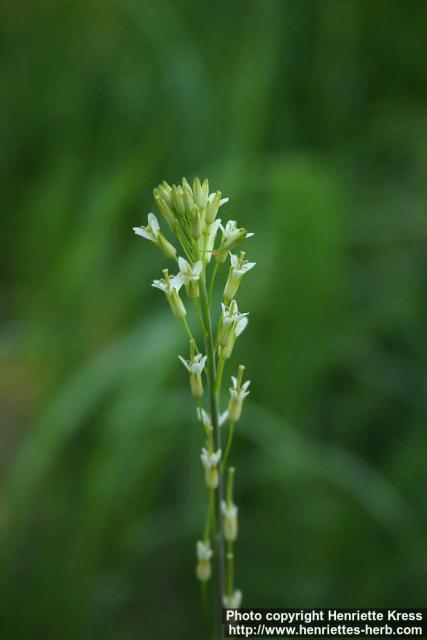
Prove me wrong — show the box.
[196,540,213,582]
[177,257,203,298]
[177,257,203,282]
[133,213,177,259]
[178,352,207,375]
[230,251,256,275]
[179,351,207,398]
[197,408,228,429]
[221,500,238,542]
[224,251,256,303]
[222,315,248,359]
[133,212,160,242]
[197,540,213,561]
[201,447,222,489]
[197,407,212,429]
[152,270,186,319]
[230,376,251,399]
[216,220,254,262]
[200,448,222,470]
[152,272,183,294]
[222,220,255,245]
[223,590,242,609]
[228,369,250,422]
[218,300,249,349]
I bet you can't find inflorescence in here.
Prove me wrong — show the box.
[133,177,255,628]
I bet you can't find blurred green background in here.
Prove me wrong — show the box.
[1,0,427,637]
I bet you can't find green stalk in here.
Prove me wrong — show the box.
[199,274,225,640]
[221,421,235,472]
[226,540,234,598]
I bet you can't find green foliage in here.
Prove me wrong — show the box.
[1,0,427,637]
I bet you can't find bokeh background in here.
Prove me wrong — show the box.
[1,0,427,637]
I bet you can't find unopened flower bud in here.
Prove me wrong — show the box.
[206,191,228,224]
[222,501,238,541]
[191,207,203,240]
[182,177,194,211]
[193,177,209,210]
[153,188,176,228]
[200,219,221,263]
[158,236,177,260]
[158,181,173,207]
[171,185,186,217]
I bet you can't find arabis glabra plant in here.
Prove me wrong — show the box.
[133,178,255,639]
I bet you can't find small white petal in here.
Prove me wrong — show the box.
[170,275,184,292]
[197,408,212,428]
[243,261,256,272]
[178,256,190,271]
[133,226,153,241]
[210,449,222,466]
[230,252,238,267]
[178,355,191,372]
[235,316,248,336]
[147,212,160,236]
[193,260,203,277]
[152,280,167,291]
[219,410,229,426]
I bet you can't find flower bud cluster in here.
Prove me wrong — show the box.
[152,178,230,264]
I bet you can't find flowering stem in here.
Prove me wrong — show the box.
[215,355,225,393]
[222,421,235,472]
[199,275,225,640]
[175,224,194,261]
[192,298,208,336]
[137,178,254,636]
[181,316,201,353]
[226,540,234,599]
[201,581,210,629]
[204,488,215,541]
[208,261,219,305]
